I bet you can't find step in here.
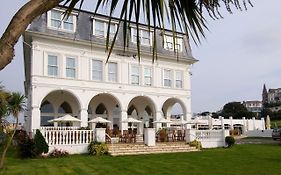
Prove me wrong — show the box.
[107,143,198,156]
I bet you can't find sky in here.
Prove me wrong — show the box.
[0,0,281,115]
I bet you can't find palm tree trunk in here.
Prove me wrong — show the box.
[0,0,62,70]
[0,116,18,169]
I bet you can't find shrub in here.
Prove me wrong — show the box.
[15,130,36,158]
[34,129,49,155]
[225,136,235,148]
[88,141,108,156]
[189,140,202,150]
[48,149,69,158]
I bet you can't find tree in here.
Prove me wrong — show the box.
[0,0,253,70]
[0,84,10,132]
[0,92,25,169]
[219,102,255,119]
[34,129,49,155]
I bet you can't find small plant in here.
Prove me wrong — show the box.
[189,140,202,150]
[225,136,235,148]
[88,141,108,156]
[34,129,49,155]
[48,149,69,158]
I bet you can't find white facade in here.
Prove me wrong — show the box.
[23,7,196,134]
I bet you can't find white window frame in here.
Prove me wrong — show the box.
[65,57,76,79]
[131,65,140,85]
[143,67,152,86]
[93,18,118,38]
[175,71,183,88]
[163,69,172,87]
[164,35,183,52]
[91,59,103,81]
[131,28,153,46]
[47,9,77,32]
[108,62,118,82]
[47,55,59,77]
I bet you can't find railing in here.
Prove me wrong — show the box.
[40,129,95,145]
[40,126,79,131]
[195,130,223,141]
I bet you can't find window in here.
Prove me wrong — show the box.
[164,35,183,52]
[108,62,117,82]
[164,69,172,87]
[144,67,152,86]
[131,28,152,46]
[66,57,76,78]
[48,55,58,76]
[131,65,140,85]
[175,71,183,88]
[48,9,76,32]
[92,60,103,81]
[93,19,117,38]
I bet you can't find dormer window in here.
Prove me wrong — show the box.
[131,28,152,46]
[93,19,117,38]
[164,35,183,52]
[47,9,77,32]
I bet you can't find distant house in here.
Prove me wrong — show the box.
[242,101,262,116]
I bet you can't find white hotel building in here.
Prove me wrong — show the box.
[23,6,197,134]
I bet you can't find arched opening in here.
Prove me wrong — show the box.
[58,101,72,114]
[162,98,186,121]
[95,103,107,114]
[88,93,121,130]
[39,90,80,127]
[127,96,156,134]
[40,101,54,126]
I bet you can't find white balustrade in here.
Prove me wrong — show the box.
[35,129,95,145]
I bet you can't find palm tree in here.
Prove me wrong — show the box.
[0,92,25,169]
[0,0,253,70]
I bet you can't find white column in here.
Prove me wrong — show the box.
[221,117,225,130]
[31,107,41,131]
[229,116,234,130]
[95,128,106,143]
[144,128,156,146]
[261,117,265,130]
[155,111,162,131]
[185,129,196,143]
[80,108,88,127]
[120,110,128,134]
[242,117,246,134]
[252,117,256,130]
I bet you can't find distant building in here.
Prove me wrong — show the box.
[242,101,262,117]
[262,84,281,104]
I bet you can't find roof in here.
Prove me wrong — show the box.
[25,6,197,63]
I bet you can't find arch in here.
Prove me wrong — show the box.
[88,93,122,129]
[144,106,152,116]
[127,95,156,116]
[127,105,138,116]
[39,89,82,110]
[39,90,81,127]
[40,100,54,113]
[162,98,187,119]
[58,101,72,114]
[95,103,107,114]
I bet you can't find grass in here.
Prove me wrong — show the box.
[271,120,281,128]
[1,144,281,175]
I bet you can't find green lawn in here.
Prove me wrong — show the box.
[271,120,281,128]
[1,144,281,175]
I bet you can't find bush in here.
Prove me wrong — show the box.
[189,140,202,150]
[15,130,36,158]
[88,141,108,156]
[34,129,49,155]
[48,149,69,158]
[225,136,235,148]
